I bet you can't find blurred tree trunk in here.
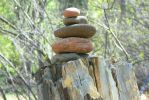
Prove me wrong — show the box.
[58,0,88,14]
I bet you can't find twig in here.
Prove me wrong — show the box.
[40,0,54,31]
[0,54,37,100]
[0,61,20,100]
[92,0,115,10]
[0,26,17,36]
[0,87,6,100]
[107,0,116,10]
[109,29,129,60]
[12,0,53,46]
[103,9,130,61]
[103,9,110,58]
[0,16,17,30]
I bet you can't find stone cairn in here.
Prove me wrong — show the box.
[52,7,96,56]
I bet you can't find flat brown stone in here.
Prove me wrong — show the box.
[54,24,96,38]
[63,7,80,18]
[52,37,93,53]
[63,16,88,25]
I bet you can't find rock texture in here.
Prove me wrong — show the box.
[63,7,80,18]
[51,53,89,64]
[54,24,96,38]
[39,57,140,100]
[52,7,96,54]
[63,16,88,25]
[52,37,93,53]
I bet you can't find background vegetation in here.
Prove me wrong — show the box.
[0,0,148,99]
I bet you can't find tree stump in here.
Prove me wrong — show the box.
[38,54,140,100]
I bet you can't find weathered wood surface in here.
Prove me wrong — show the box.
[38,55,140,100]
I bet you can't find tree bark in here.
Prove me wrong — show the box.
[38,55,140,100]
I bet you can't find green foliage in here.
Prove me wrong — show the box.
[0,34,20,73]
[139,51,145,60]
[46,0,57,11]
[0,0,15,19]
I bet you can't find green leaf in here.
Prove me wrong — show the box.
[139,51,144,59]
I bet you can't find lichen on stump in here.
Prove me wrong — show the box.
[38,56,140,100]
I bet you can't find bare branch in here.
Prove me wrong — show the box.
[0,53,37,100]
[0,16,17,30]
[103,9,130,61]
[0,26,17,36]
[0,61,20,100]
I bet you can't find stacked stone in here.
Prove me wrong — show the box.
[52,7,96,54]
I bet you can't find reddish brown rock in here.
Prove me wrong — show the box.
[63,16,88,25]
[54,24,96,38]
[63,7,80,18]
[52,37,93,53]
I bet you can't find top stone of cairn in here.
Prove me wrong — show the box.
[63,7,80,18]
